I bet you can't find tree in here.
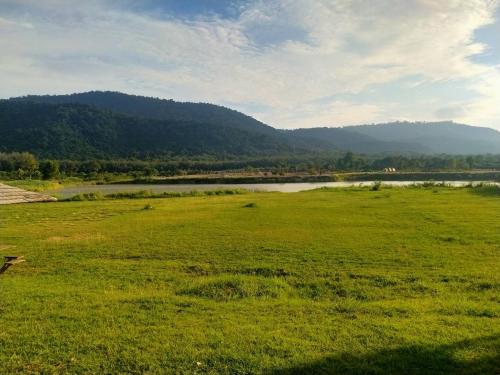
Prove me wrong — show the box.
[81,160,101,174]
[40,160,60,180]
[16,152,38,176]
[0,152,38,178]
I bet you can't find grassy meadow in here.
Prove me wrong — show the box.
[0,186,499,374]
[1,178,85,193]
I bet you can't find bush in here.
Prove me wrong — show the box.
[106,190,154,199]
[66,191,104,201]
[106,189,247,200]
[371,181,382,191]
[61,188,249,202]
[471,184,500,197]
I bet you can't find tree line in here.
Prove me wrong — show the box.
[1,152,500,180]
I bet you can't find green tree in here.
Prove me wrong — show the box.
[17,152,39,176]
[40,160,60,180]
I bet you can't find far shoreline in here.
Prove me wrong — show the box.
[114,170,500,185]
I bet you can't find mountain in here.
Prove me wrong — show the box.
[2,91,500,158]
[286,127,427,154]
[345,121,500,154]
[12,91,277,136]
[0,101,292,159]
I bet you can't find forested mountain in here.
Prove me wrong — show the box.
[2,91,500,159]
[13,91,276,136]
[286,127,426,154]
[346,122,500,154]
[288,122,500,155]
[0,101,292,159]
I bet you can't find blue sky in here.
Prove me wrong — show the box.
[126,0,248,19]
[1,0,499,129]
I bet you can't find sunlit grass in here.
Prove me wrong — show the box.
[0,177,84,192]
[0,187,499,373]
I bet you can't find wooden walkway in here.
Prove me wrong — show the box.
[0,183,57,205]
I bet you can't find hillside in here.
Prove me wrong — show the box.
[346,121,500,154]
[12,91,277,136]
[0,101,292,159]
[2,91,500,158]
[286,127,427,154]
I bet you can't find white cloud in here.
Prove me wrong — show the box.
[260,100,389,128]
[0,0,499,129]
[459,66,500,125]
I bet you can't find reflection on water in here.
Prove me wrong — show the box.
[48,181,496,198]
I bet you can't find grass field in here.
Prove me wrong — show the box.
[0,178,85,193]
[0,187,499,374]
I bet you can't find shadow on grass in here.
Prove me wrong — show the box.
[469,184,500,198]
[271,335,500,375]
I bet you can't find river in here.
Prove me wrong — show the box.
[47,181,497,198]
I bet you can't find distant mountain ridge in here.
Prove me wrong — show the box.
[346,122,500,154]
[0,101,292,159]
[14,91,276,136]
[286,127,428,154]
[1,91,499,158]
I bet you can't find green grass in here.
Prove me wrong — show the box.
[1,178,84,192]
[0,187,499,374]
[0,179,64,192]
[62,188,248,202]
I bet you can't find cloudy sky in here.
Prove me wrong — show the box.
[1,0,499,129]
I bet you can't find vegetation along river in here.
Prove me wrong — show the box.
[49,181,498,199]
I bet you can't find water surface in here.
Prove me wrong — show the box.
[48,181,495,198]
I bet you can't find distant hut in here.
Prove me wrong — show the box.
[0,183,57,205]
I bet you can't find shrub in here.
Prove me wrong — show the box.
[66,191,104,201]
[471,184,500,197]
[371,181,382,191]
[106,190,154,199]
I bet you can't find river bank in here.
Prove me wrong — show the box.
[121,170,500,184]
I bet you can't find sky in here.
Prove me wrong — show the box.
[1,0,499,129]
